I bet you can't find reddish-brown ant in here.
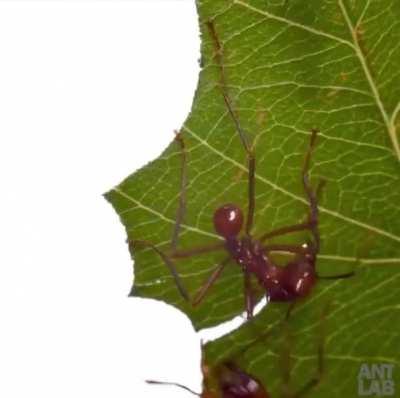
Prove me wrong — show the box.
[130,20,354,317]
[147,358,270,398]
[146,305,329,398]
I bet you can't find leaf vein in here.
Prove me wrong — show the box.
[183,125,400,243]
[233,0,355,49]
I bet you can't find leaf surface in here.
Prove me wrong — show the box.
[105,1,400,395]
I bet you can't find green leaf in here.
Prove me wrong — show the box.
[105,0,400,395]
[202,279,400,397]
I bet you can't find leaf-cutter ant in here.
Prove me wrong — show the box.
[147,358,270,398]
[130,20,354,317]
[146,305,330,397]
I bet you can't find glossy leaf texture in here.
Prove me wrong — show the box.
[105,1,400,391]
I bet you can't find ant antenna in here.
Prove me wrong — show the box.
[206,19,256,236]
[291,303,331,398]
[219,323,276,366]
[129,240,190,301]
[206,20,251,154]
[146,380,201,396]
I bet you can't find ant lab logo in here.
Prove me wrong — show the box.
[358,363,395,396]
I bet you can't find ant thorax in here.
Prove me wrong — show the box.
[225,236,272,275]
[225,233,317,302]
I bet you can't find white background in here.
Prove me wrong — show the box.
[0,1,204,397]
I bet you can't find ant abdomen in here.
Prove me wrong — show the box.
[213,204,244,239]
[262,261,316,301]
[283,261,316,298]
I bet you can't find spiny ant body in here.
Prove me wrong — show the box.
[130,20,354,318]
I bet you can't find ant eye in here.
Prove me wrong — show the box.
[213,204,243,238]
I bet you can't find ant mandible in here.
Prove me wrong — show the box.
[131,20,354,318]
[146,305,330,398]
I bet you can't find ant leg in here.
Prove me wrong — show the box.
[318,271,355,280]
[318,241,370,280]
[259,222,313,243]
[168,131,226,257]
[292,305,329,398]
[244,271,257,319]
[246,154,256,237]
[206,20,256,237]
[170,131,188,252]
[171,241,225,259]
[319,237,373,281]
[279,314,293,398]
[302,129,321,252]
[263,244,309,256]
[146,380,200,396]
[130,134,224,302]
[130,240,190,301]
[193,256,231,306]
[228,325,276,365]
[285,301,297,321]
[260,132,326,244]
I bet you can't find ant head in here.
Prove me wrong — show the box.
[213,204,243,239]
